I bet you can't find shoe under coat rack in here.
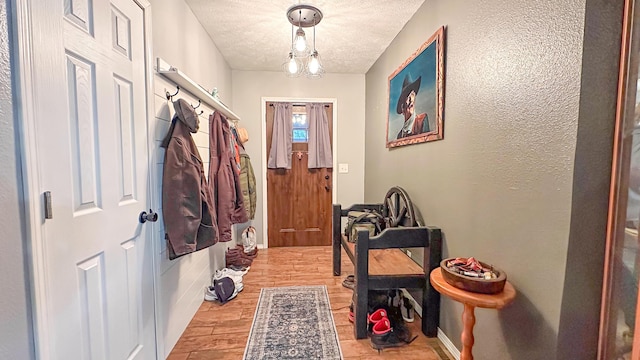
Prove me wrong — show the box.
[156,57,241,122]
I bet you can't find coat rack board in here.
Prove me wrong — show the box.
[156,57,240,121]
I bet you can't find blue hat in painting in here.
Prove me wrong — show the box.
[396,74,421,114]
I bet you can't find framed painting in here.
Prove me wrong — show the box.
[386,26,445,148]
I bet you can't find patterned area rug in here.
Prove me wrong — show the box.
[243,285,343,360]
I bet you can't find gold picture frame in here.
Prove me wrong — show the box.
[386,26,445,148]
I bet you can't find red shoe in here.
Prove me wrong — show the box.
[367,308,387,334]
[350,305,387,327]
[348,303,354,323]
[371,317,391,335]
[368,308,387,325]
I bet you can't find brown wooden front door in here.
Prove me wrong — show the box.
[266,102,333,247]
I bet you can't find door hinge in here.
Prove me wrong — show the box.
[44,191,53,219]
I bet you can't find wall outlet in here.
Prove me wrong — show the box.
[338,163,349,173]
[406,250,412,259]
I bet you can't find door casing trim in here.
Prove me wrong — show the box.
[12,0,48,356]
[261,97,338,248]
[11,0,159,358]
[598,0,636,356]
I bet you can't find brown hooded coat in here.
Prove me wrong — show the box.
[209,111,248,242]
[161,99,218,259]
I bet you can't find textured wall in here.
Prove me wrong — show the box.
[365,1,600,359]
[149,0,234,356]
[0,0,35,359]
[231,71,366,245]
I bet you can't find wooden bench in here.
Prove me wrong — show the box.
[332,203,442,339]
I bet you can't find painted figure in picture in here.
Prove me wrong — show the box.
[396,74,430,139]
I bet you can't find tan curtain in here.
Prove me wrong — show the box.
[267,102,292,169]
[306,103,332,168]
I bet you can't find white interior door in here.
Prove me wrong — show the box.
[27,0,156,358]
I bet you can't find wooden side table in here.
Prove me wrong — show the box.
[430,268,516,360]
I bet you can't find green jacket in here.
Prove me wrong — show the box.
[239,153,256,220]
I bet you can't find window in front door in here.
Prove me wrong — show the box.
[292,110,308,143]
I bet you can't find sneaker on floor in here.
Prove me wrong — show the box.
[213,269,246,285]
[204,285,218,301]
[215,267,248,279]
[401,296,415,323]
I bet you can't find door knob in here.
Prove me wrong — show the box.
[139,209,158,223]
[325,185,331,191]
[325,175,330,180]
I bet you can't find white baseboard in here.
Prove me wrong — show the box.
[437,328,461,360]
[401,289,460,360]
[257,243,266,249]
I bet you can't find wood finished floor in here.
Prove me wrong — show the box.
[167,246,454,360]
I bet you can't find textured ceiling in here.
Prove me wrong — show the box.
[184,0,426,74]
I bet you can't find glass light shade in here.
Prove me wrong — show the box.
[305,51,324,78]
[288,58,299,73]
[293,28,308,56]
[282,52,302,77]
[308,56,320,74]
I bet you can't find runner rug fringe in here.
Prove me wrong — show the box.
[243,285,343,360]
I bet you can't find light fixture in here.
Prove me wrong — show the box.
[282,4,324,79]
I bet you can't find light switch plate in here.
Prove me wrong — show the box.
[338,163,349,173]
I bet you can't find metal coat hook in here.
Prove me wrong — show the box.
[165,86,180,101]
[197,110,204,115]
[191,99,201,109]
